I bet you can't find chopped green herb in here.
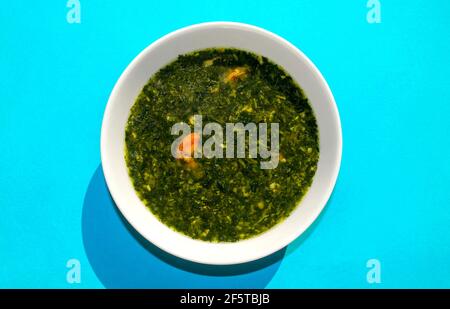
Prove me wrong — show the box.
[125,48,319,242]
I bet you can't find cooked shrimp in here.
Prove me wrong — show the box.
[176,133,200,167]
[224,67,247,83]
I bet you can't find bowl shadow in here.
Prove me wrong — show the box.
[82,165,293,288]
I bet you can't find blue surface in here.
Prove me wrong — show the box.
[1,1,449,288]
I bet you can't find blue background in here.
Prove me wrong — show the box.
[1,1,449,288]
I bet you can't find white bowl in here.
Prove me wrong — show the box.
[101,22,342,265]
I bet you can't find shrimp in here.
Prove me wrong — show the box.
[176,132,201,168]
[224,67,247,83]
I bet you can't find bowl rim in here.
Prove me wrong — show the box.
[101,21,342,265]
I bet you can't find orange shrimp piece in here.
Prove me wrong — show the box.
[224,67,247,83]
[177,132,200,160]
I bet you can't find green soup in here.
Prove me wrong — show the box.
[125,48,319,242]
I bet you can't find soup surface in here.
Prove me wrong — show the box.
[125,48,319,242]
